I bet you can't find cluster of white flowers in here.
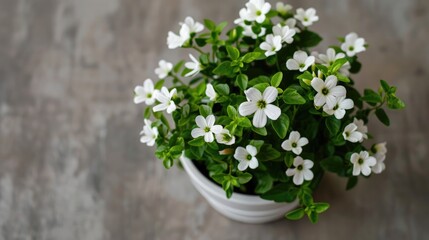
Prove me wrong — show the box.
[343,118,368,143]
[313,48,351,76]
[167,17,204,49]
[349,142,388,176]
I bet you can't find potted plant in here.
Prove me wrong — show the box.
[134,0,405,223]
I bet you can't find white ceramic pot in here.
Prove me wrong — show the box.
[180,155,299,224]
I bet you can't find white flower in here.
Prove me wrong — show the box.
[180,16,204,35]
[134,79,158,105]
[272,24,296,44]
[242,25,266,39]
[323,96,354,119]
[294,8,319,27]
[372,142,387,156]
[153,87,177,114]
[311,75,346,108]
[353,118,368,141]
[234,8,250,25]
[238,87,281,128]
[372,153,386,174]
[341,32,366,57]
[286,156,314,185]
[205,83,217,101]
[350,151,376,176]
[342,123,363,143]
[167,16,204,49]
[154,60,173,79]
[215,128,236,145]
[281,131,309,155]
[260,34,282,57]
[234,145,259,171]
[285,18,300,33]
[185,54,202,77]
[167,31,187,49]
[191,115,223,143]
[315,48,351,76]
[286,50,315,72]
[276,2,292,15]
[140,119,158,146]
[245,0,271,24]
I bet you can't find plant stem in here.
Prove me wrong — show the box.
[193,46,205,55]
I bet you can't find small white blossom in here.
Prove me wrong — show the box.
[238,87,281,128]
[134,79,158,105]
[272,24,296,44]
[215,128,236,145]
[341,32,366,57]
[191,115,223,143]
[286,156,314,185]
[286,50,315,72]
[167,16,204,49]
[343,123,363,143]
[311,75,346,108]
[234,145,259,171]
[140,119,158,146]
[350,151,376,176]
[372,142,387,156]
[245,0,271,24]
[285,18,300,33]
[315,48,351,76]
[242,25,266,39]
[294,8,319,27]
[353,118,368,141]
[184,54,202,77]
[276,2,292,15]
[205,83,217,101]
[153,87,177,114]
[234,8,250,25]
[180,16,204,35]
[323,96,354,119]
[372,152,386,174]
[260,34,282,57]
[281,131,309,155]
[154,60,173,79]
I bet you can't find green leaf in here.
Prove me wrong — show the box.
[375,108,390,126]
[259,144,282,161]
[271,114,290,139]
[270,72,283,87]
[320,156,344,174]
[173,61,185,73]
[236,74,248,91]
[315,64,329,75]
[248,75,270,86]
[283,88,306,105]
[237,117,252,127]
[213,61,234,76]
[227,105,238,119]
[361,89,382,104]
[314,203,330,213]
[215,21,228,32]
[329,58,348,74]
[154,80,165,90]
[297,71,313,81]
[252,83,270,92]
[380,80,390,93]
[199,105,212,117]
[144,107,151,119]
[285,208,305,220]
[346,176,358,190]
[195,37,208,47]
[337,73,351,83]
[308,211,319,223]
[163,158,173,169]
[249,140,264,151]
[226,45,240,60]
[237,172,253,184]
[190,145,205,159]
[252,126,267,136]
[241,52,262,63]
[261,183,298,202]
[298,30,322,47]
[387,96,405,109]
[325,116,341,137]
[254,172,273,194]
[214,83,230,95]
[203,19,216,31]
[188,137,205,147]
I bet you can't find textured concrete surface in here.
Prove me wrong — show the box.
[0,0,428,239]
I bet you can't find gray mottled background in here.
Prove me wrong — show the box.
[0,0,428,239]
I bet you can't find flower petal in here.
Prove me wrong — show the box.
[191,128,205,138]
[285,168,295,177]
[246,145,258,156]
[195,115,207,128]
[253,109,267,128]
[234,147,248,161]
[211,125,223,134]
[303,169,314,181]
[248,157,259,169]
[281,140,292,151]
[297,137,309,147]
[206,115,215,127]
[238,102,258,116]
[289,131,300,142]
[311,78,325,92]
[264,104,281,120]
[238,160,249,171]
[286,59,299,70]
[263,87,278,103]
[293,172,304,185]
[244,88,262,101]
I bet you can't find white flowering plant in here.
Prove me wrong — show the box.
[134,1,405,223]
